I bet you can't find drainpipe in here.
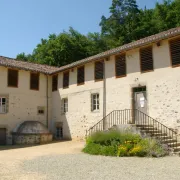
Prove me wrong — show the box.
[46,75,49,128]
[103,59,107,130]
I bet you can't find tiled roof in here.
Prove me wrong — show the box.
[1,27,180,75]
[53,27,180,74]
[0,56,59,74]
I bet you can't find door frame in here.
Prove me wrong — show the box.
[131,86,148,123]
[0,128,7,145]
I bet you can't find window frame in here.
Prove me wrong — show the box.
[0,97,7,114]
[77,66,85,86]
[140,45,154,73]
[91,93,100,112]
[52,74,58,92]
[115,53,127,78]
[61,98,68,114]
[94,60,104,82]
[30,72,40,91]
[7,69,18,88]
[169,37,180,68]
[37,106,45,115]
[63,71,69,89]
[56,127,63,138]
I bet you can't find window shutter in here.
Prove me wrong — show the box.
[30,72,39,90]
[63,71,69,88]
[115,54,126,77]
[8,69,18,87]
[170,38,180,66]
[95,61,104,81]
[5,95,9,113]
[52,75,58,91]
[91,94,93,111]
[140,46,153,72]
[61,99,64,114]
[77,66,85,85]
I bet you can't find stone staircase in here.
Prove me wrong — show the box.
[87,109,180,154]
[136,124,180,153]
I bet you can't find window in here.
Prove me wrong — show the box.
[77,66,85,85]
[37,106,45,115]
[140,46,153,73]
[8,69,18,87]
[115,54,126,77]
[0,97,7,114]
[56,127,63,138]
[63,71,69,88]
[170,38,180,67]
[91,93,99,111]
[95,61,104,81]
[30,72,39,90]
[61,98,68,114]
[52,75,58,91]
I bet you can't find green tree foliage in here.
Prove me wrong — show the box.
[16,0,180,66]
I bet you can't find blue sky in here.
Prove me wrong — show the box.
[0,0,163,58]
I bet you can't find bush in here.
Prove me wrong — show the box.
[83,130,169,157]
[100,145,117,156]
[87,130,141,146]
[83,143,101,155]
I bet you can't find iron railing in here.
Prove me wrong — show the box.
[86,109,178,149]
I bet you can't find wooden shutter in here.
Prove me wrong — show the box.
[140,46,153,72]
[170,38,180,66]
[77,66,85,85]
[8,69,18,87]
[115,54,126,77]
[95,61,104,81]
[30,72,39,90]
[63,71,69,88]
[52,75,58,91]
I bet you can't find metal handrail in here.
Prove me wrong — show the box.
[86,109,178,149]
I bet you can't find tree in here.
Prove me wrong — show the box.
[100,0,140,46]
[17,0,180,66]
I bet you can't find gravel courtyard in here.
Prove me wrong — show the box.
[0,141,180,180]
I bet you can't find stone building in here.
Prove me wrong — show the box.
[0,27,180,144]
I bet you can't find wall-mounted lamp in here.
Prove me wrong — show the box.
[156,41,161,47]
[105,57,110,61]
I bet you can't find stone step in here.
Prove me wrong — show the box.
[152,133,167,137]
[141,129,162,134]
[140,127,157,131]
[156,135,171,140]
[167,142,180,148]
[161,139,176,144]
[136,125,153,128]
[173,146,180,152]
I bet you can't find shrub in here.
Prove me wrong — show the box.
[83,143,101,155]
[117,145,128,157]
[100,145,117,156]
[137,138,168,157]
[87,130,141,146]
[83,130,168,158]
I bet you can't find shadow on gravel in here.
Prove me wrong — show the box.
[0,140,71,151]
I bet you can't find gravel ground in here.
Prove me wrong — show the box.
[0,141,180,180]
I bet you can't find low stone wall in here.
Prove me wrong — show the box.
[12,133,53,145]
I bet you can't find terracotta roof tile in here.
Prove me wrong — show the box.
[1,27,180,74]
[53,27,180,74]
[0,56,59,74]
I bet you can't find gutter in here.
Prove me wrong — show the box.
[46,75,49,128]
[103,60,107,130]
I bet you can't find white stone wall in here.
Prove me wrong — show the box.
[52,38,180,139]
[52,62,104,140]
[0,67,52,144]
